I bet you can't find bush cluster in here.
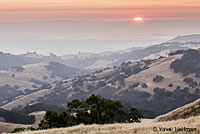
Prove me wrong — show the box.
[183,78,198,88]
[153,75,164,82]
[39,95,143,129]
[0,108,35,124]
[170,49,200,78]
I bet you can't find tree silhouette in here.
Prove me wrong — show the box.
[39,94,143,129]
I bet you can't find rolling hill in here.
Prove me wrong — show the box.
[155,98,200,122]
[20,41,200,70]
[169,34,200,43]
[0,62,86,109]
[1,34,200,71]
[6,49,199,117]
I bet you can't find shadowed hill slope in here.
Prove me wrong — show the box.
[13,49,200,116]
[155,98,200,122]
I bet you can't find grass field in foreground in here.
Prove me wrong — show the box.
[11,117,200,134]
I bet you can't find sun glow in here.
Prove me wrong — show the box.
[134,17,144,22]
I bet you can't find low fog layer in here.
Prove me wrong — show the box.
[0,20,200,55]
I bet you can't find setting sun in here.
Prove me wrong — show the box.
[134,17,144,22]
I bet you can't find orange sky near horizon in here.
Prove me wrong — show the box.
[0,0,200,22]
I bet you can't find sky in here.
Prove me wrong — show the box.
[0,0,200,55]
[0,0,200,22]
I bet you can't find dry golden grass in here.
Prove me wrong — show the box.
[7,98,200,134]
[0,122,30,134]
[155,98,200,122]
[29,111,45,128]
[10,117,200,134]
[125,55,191,94]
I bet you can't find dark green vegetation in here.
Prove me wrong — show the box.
[38,95,143,129]
[11,127,37,133]
[30,78,48,85]
[11,66,25,72]
[20,103,65,114]
[170,49,200,78]
[183,78,198,88]
[117,87,200,115]
[153,75,164,82]
[0,108,35,124]
[168,50,186,56]
[11,96,142,133]
[45,62,87,78]
[0,85,23,106]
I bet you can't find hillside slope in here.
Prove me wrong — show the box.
[13,49,199,116]
[13,117,200,134]
[155,98,200,122]
[19,36,200,70]
[169,34,200,43]
[0,35,200,71]
[0,62,86,108]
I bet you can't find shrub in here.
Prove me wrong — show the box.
[21,103,65,114]
[168,84,173,88]
[11,66,25,72]
[87,84,95,91]
[170,49,200,77]
[14,85,20,89]
[183,78,198,88]
[130,82,140,89]
[11,128,26,133]
[30,78,43,85]
[74,87,80,92]
[97,81,106,88]
[43,76,48,80]
[141,83,148,88]
[11,74,15,78]
[32,85,38,88]
[168,50,186,56]
[153,75,164,82]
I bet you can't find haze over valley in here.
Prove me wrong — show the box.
[1,20,200,55]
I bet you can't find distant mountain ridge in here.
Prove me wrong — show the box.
[0,34,200,71]
[20,41,200,70]
[169,34,200,43]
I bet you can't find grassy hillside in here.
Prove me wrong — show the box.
[0,62,60,92]
[12,117,200,134]
[0,62,86,91]
[155,98,200,122]
[33,49,200,116]
[0,122,30,134]
[0,62,86,110]
[2,49,200,130]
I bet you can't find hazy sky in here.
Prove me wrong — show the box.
[0,1,200,55]
[0,0,200,22]
[0,20,200,55]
